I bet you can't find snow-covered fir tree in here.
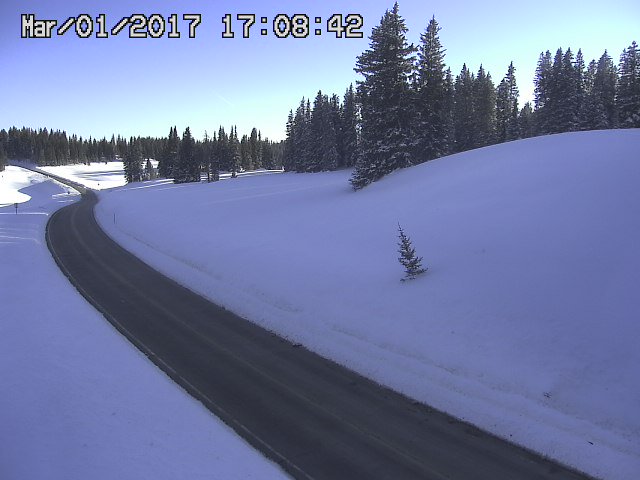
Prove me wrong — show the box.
[174,127,200,183]
[496,62,519,142]
[249,128,261,170]
[158,126,179,178]
[124,137,143,183]
[518,102,535,138]
[283,111,296,171]
[0,142,7,172]
[617,41,640,128]
[309,91,339,172]
[229,126,240,178]
[594,51,618,127]
[261,140,275,169]
[453,64,476,152]
[534,50,553,135]
[473,65,497,148]
[397,223,427,281]
[145,158,156,180]
[341,84,360,168]
[414,16,451,162]
[350,2,416,190]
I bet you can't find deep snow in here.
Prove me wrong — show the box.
[0,167,287,479]
[78,130,639,480]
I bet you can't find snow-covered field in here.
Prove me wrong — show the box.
[66,129,636,480]
[0,166,287,479]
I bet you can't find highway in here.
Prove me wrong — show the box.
[45,186,594,480]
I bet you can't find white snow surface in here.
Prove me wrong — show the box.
[0,167,287,479]
[79,129,639,480]
[39,161,147,190]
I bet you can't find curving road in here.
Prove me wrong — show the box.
[45,186,593,480]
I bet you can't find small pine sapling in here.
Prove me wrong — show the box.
[397,223,427,281]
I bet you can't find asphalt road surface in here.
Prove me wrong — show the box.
[45,186,594,480]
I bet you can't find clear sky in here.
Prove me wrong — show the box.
[2,0,638,142]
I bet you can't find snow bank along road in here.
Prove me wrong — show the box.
[45,188,593,480]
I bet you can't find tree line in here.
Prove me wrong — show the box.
[0,125,284,183]
[154,126,283,184]
[283,2,640,190]
[283,86,359,172]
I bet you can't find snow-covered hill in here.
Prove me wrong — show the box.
[93,129,638,479]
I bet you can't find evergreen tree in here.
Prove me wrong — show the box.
[443,68,455,150]
[309,91,339,171]
[108,135,117,161]
[473,65,496,147]
[414,16,450,162]
[328,94,345,168]
[216,126,230,173]
[283,110,296,171]
[292,98,312,172]
[579,59,610,130]
[617,41,640,128]
[518,102,535,138]
[594,51,618,127]
[229,126,240,177]
[397,223,427,281]
[159,126,179,178]
[261,139,275,169]
[210,132,221,181]
[350,2,416,190]
[251,128,262,170]
[202,131,212,182]
[145,158,156,180]
[0,129,7,171]
[341,84,360,168]
[174,127,199,183]
[557,48,580,132]
[124,137,143,183]
[0,143,6,172]
[496,62,519,142]
[240,134,251,171]
[574,49,587,128]
[453,64,476,152]
[534,50,553,134]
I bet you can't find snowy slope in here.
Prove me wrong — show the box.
[0,168,287,479]
[89,129,640,480]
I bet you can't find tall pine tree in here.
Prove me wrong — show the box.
[453,64,476,152]
[174,127,199,183]
[617,41,640,128]
[350,2,416,190]
[414,16,451,162]
[496,62,519,142]
[159,126,179,178]
[473,65,496,147]
[341,84,360,168]
[124,137,143,183]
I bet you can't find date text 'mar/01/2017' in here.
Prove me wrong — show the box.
[20,13,202,39]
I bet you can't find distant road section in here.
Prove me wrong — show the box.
[45,187,593,480]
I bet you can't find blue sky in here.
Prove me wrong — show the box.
[2,0,638,142]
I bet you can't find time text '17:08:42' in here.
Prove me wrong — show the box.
[222,14,364,39]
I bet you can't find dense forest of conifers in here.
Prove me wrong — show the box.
[283,6,640,189]
[0,124,285,183]
[2,3,638,188]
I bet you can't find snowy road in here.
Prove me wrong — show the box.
[43,187,594,479]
